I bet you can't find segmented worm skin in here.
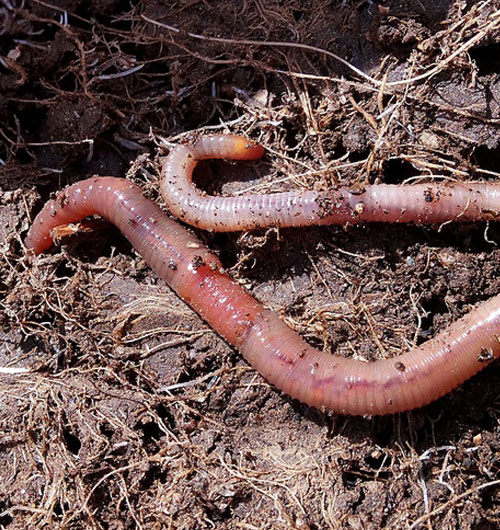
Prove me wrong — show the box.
[25,136,500,415]
[161,134,500,231]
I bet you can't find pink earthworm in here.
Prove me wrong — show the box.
[25,135,500,416]
[161,134,500,231]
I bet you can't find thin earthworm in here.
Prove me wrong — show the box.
[25,135,500,416]
[161,134,500,231]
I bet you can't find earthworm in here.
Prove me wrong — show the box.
[161,134,500,231]
[25,135,500,415]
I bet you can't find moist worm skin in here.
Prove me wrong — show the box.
[26,138,500,415]
[161,134,500,231]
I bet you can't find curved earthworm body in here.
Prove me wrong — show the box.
[26,135,500,415]
[162,134,500,231]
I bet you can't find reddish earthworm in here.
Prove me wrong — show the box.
[26,135,500,415]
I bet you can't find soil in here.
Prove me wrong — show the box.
[1,1,500,529]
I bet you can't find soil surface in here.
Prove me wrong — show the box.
[1,1,500,529]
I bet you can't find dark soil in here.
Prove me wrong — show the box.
[1,1,500,528]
